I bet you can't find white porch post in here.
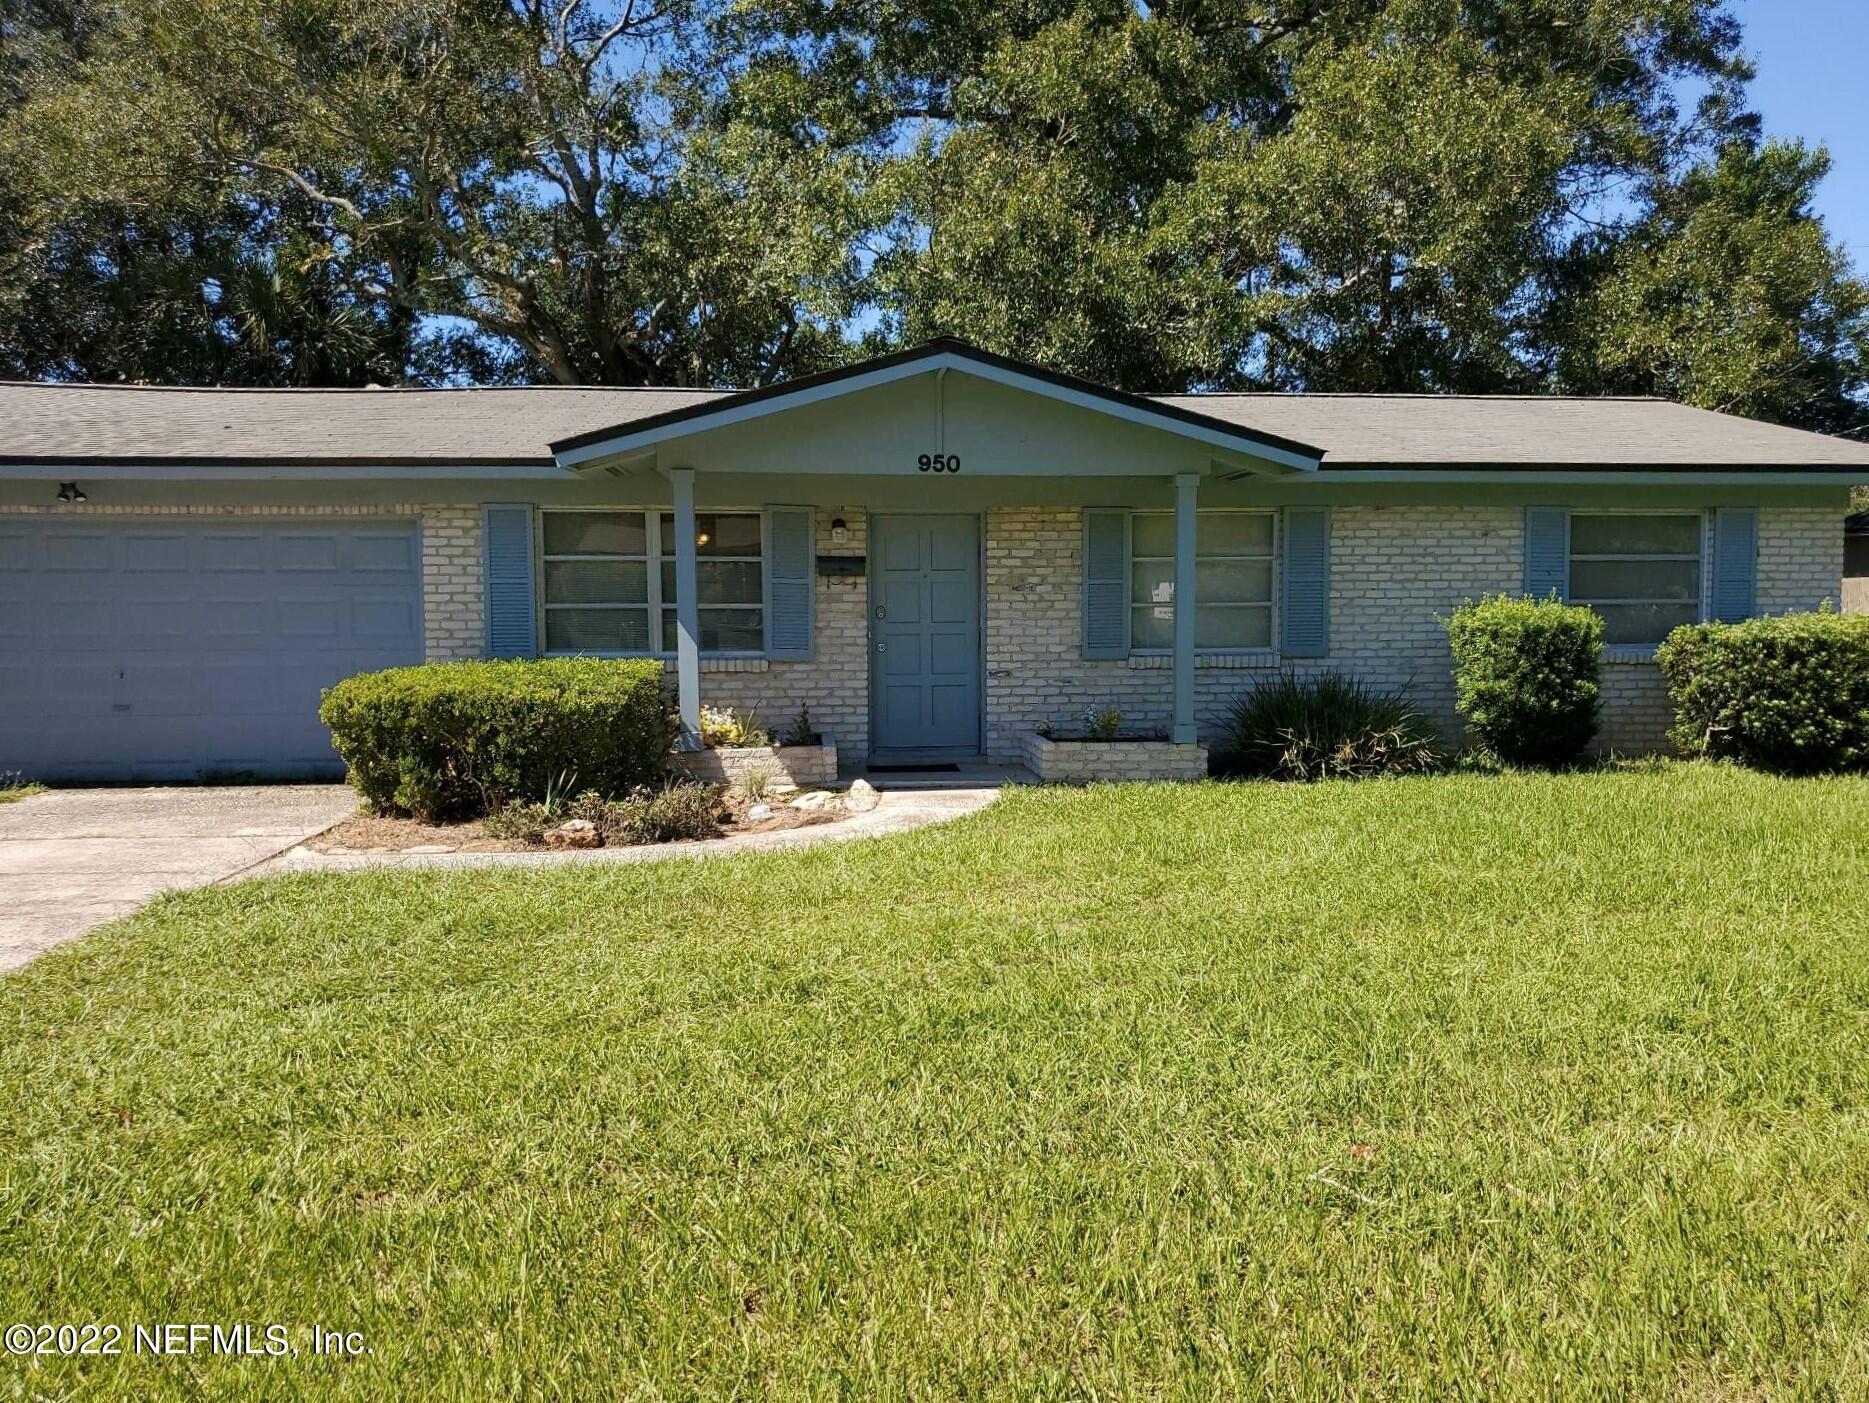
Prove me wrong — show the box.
[1172,472,1198,745]
[669,465,703,751]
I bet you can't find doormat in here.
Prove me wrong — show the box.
[865,763,962,774]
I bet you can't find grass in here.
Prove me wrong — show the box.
[0,781,44,804]
[4,764,1869,1399]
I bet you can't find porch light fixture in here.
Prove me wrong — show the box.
[56,481,87,503]
[695,529,711,547]
[830,517,849,544]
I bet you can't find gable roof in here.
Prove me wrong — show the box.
[548,339,1323,470]
[2,338,1867,472]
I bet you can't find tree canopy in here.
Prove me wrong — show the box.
[1,0,1864,435]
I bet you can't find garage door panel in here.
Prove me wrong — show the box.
[199,533,271,571]
[351,532,417,572]
[41,532,116,571]
[353,597,420,639]
[0,519,424,781]
[118,533,192,572]
[277,599,344,639]
[275,535,341,571]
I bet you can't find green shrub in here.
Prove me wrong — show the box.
[1444,595,1603,767]
[320,658,674,819]
[1212,672,1441,781]
[1657,609,1869,773]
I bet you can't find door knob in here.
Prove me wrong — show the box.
[875,642,887,653]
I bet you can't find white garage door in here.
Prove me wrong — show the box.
[0,518,425,782]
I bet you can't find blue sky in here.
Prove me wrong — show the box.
[1742,0,1868,268]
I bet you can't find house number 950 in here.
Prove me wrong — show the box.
[917,453,960,473]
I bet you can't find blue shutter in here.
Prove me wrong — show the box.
[1524,507,1569,600]
[764,506,814,660]
[1082,509,1129,659]
[1711,507,1758,623]
[1280,507,1331,657]
[482,503,537,658]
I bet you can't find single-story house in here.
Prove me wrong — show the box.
[3,339,1865,782]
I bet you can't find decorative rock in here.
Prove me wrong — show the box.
[790,790,840,811]
[745,803,774,823]
[543,819,602,849]
[843,778,879,813]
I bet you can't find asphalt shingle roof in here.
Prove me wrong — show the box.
[3,377,1867,470]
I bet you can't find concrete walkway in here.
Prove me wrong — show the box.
[253,785,1001,877]
[0,785,357,971]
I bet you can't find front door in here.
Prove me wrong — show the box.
[870,514,982,758]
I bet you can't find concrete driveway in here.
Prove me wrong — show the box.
[0,785,356,971]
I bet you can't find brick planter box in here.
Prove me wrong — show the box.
[1023,733,1208,784]
[671,737,837,791]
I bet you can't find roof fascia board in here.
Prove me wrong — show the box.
[553,352,1322,474]
[1312,468,1867,484]
[0,462,575,481]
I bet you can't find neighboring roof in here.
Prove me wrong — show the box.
[549,339,1324,470]
[0,382,725,467]
[4,340,1869,471]
[1155,394,1869,470]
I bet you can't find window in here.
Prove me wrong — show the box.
[1129,511,1275,650]
[541,510,763,655]
[1567,513,1702,645]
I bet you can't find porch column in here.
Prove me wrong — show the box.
[669,465,702,751]
[1172,472,1198,744]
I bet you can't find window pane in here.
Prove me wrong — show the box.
[1570,558,1699,603]
[661,608,765,652]
[1197,513,1273,555]
[1197,606,1272,650]
[542,512,645,556]
[660,559,763,606]
[1130,514,1175,557]
[1131,605,1174,650]
[1591,603,1698,645]
[1569,514,1700,556]
[545,607,650,653]
[659,512,761,559]
[1131,560,1175,608]
[544,559,648,605]
[1197,559,1274,606]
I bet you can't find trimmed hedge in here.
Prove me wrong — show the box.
[1444,595,1603,767]
[1657,610,1869,773]
[320,658,674,819]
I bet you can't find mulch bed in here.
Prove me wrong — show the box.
[309,794,847,855]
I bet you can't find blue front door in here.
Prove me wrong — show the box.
[870,515,981,757]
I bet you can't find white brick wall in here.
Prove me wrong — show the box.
[421,505,483,661]
[982,504,1518,760]
[981,503,1843,760]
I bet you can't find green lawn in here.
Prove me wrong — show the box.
[5,766,1869,1399]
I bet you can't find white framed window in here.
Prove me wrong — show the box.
[1567,512,1703,645]
[1129,510,1276,651]
[540,509,764,656]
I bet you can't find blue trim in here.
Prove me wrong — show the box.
[1279,507,1331,657]
[482,503,537,658]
